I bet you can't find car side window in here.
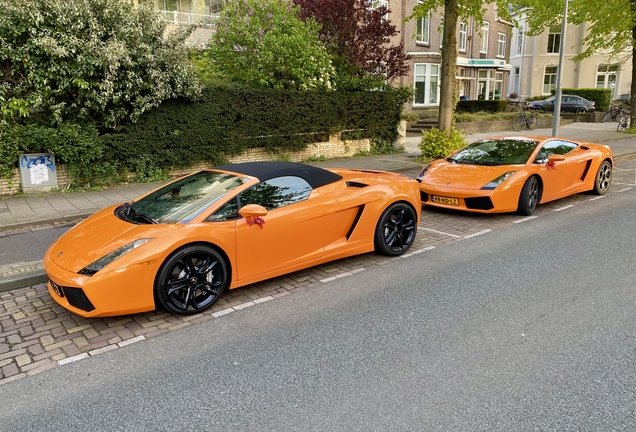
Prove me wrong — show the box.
[534,140,578,164]
[206,176,312,221]
[207,197,240,222]
[239,176,312,210]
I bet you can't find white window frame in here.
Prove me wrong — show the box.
[547,26,560,54]
[416,7,430,45]
[459,22,467,52]
[596,63,620,98]
[543,66,558,94]
[515,27,523,56]
[511,66,520,94]
[413,63,440,106]
[372,0,389,21]
[497,33,506,58]
[477,69,504,100]
[480,21,489,54]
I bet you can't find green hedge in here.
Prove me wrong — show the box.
[456,100,509,113]
[551,88,612,111]
[101,84,411,178]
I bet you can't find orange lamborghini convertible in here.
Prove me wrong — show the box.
[45,162,421,317]
[417,136,613,215]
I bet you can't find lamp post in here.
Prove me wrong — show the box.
[551,0,569,136]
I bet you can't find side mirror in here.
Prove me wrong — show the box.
[239,204,268,218]
[547,154,566,163]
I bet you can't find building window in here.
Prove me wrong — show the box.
[497,33,506,58]
[372,0,389,21]
[459,22,467,52]
[516,28,523,55]
[478,69,503,100]
[596,64,620,98]
[414,63,440,106]
[547,26,560,54]
[416,7,430,44]
[511,66,520,94]
[543,66,558,94]
[480,22,489,53]
[157,0,179,11]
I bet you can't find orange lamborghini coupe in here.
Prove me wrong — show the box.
[45,162,421,317]
[417,136,613,215]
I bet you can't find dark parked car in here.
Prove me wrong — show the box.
[528,95,595,113]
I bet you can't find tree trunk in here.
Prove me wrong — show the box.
[438,0,459,133]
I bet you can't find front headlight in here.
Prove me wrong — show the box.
[78,238,154,276]
[481,171,516,190]
[416,165,430,182]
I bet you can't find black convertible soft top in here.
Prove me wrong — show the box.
[214,161,343,189]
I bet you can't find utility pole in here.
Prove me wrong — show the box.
[552,0,569,136]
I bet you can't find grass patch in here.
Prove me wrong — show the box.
[302,155,328,163]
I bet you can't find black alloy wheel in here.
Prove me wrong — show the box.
[575,107,586,113]
[374,203,417,256]
[517,176,540,216]
[155,245,228,315]
[593,160,612,195]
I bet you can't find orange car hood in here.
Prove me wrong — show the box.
[424,162,522,190]
[49,208,180,273]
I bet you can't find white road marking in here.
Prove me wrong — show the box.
[616,187,633,193]
[421,228,462,238]
[118,335,145,347]
[88,344,119,356]
[57,353,89,365]
[463,229,492,239]
[554,204,575,212]
[589,196,606,201]
[514,216,538,223]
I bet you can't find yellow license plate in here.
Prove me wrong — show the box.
[432,195,459,206]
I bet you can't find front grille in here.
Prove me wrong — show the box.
[465,197,494,210]
[63,287,96,312]
[420,191,429,202]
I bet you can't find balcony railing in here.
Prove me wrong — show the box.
[158,10,218,27]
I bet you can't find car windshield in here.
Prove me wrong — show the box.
[448,139,540,166]
[118,171,248,224]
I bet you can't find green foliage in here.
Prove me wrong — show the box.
[418,127,467,158]
[517,0,633,63]
[550,88,612,112]
[0,0,202,128]
[453,111,521,123]
[456,100,509,113]
[206,0,335,90]
[0,123,117,184]
[524,95,548,102]
[101,84,411,177]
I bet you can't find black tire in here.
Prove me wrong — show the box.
[593,160,612,195]
[601,111,611,123]
[575,107,586,113]
[527,113,538,130]
[617,115,628,131]
[517,176,540,216]
[511,115,526,132]
[374,202,417,256]
[155,244,228,315]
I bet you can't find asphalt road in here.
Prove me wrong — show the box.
[1,184,634,430]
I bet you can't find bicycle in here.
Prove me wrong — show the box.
[601,104,627,123]
[617,112,630,131]
[511,105,538,131]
